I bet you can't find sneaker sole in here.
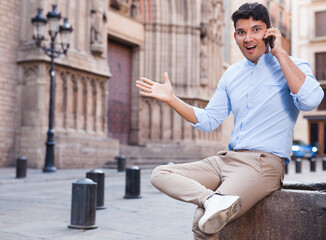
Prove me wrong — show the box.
[200,198,241,234]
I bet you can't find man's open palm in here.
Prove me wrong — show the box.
[136,72,174,103]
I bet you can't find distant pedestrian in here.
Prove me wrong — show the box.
[136,2,323,239]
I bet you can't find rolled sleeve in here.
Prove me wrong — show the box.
[188,89,231,132]
[291,75,324,111]
[189,107,206,129]
[188,65,232,132]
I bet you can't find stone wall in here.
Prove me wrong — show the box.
[0,1,22,166]
[220,188,326,240]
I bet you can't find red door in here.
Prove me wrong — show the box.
[107,39,132,144]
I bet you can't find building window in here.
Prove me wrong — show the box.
[315,11,326,37]
[315,52,326,81]
[318,89,326,111]
[315,52,326,111]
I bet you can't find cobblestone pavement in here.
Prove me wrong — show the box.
[0,158,325,240]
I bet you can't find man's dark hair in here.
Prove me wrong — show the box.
[231,2,271,29]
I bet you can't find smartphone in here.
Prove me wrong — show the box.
[267,36,275,49]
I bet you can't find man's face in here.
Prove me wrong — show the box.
[234,17,269,64]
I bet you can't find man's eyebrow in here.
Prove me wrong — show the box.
[251,24,263,29]
[235,24,264,31]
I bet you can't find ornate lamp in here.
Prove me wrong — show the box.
[31,5,73,172]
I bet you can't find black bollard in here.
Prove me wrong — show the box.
[295,158,302,173]
[68,178,98,230]
[116,156,126,172]
[285,163,288,174]
[124,166,141,199]
[310,157,316,172]
[86,169,106,210]
[323,157,326,171]
[16,157,27,178]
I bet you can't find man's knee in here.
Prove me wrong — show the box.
[150,165,169,188]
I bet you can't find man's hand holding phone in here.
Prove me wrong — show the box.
[268,36,275,49]
[264,25,285,57]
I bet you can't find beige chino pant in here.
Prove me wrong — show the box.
[151,150,285,240]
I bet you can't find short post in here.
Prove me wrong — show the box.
[116,155,126,172]
[86,169,106,210]
[310,157,316,172]
[323,157,326,171]
[295,158,302,173]
[124,166,141,199]
[68,178,97,229]
[285,163,288,174]
[16,157,27,178]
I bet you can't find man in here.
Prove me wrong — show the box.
[136,2,324,239]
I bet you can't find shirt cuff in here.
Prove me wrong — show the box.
[189,107,203,127]
[290,75,317,100]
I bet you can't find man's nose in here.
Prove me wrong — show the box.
[244,32,253,42]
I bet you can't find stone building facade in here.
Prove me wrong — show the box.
[0,0,297,169]
[1,0,119,169]
[107,0,228,165]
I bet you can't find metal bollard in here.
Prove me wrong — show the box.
[124,166,141,199]
[16,157,27,178]
[323,157,326,171]
[295,158,302,173]
[116,156,126,172]
[310,157,316,172]
[86,169,106,210]
[285,163,288,174]
[68,178,98,230]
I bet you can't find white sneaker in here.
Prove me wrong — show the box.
[198,194,241,234]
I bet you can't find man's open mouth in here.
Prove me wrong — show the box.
[246,45,256,50]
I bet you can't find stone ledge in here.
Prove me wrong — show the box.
[219,185,326,240]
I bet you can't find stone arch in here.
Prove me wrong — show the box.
[90,79,97,131]
[72,75,78,129]
[99,81,106,132]
[22,65,38,84]
[54,72,67,129]
[161,101,172,141]
[21,65,38,127]
[76,77,84,131]
[65,74,76,129]
[82,78,88,131]
[141,99,152,140]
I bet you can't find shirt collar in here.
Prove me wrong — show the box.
[246,52,273,67]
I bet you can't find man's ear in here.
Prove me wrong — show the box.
[233,32,238,44]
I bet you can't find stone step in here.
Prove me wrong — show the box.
[104,143,222,169]
[103,159,189,170]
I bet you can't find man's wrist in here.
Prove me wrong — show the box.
[273,48,288,60]
[166,94,177,106]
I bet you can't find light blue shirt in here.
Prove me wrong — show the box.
[191,53,324,162]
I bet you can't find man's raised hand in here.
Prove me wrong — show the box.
[136,72,174,103]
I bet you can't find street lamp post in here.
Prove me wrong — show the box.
[31,5,73,172]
